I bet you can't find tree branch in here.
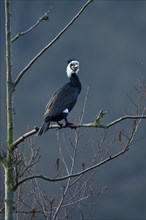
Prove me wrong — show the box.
[105,114,146,129]
[13,147,129,190]
[44,114,146,130]
[11,113,146,149]
[11,9,51,43]
[13,0,93,87]
[11,127,39,150]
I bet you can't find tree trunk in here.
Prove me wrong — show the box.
[4,163,15,220]
[5,0,15,219]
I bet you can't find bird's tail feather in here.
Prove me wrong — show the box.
[38,121,50,136]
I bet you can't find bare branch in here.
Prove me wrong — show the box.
[11,114,146,149]
[105,114,146,128]
[12,146,130,190]
[11,127,39,150]
[13,0,93,87]
[11,9,51,43]
[15,145,40,180]
[45,114,146,130]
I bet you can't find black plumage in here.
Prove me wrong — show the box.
[38,59,81,135]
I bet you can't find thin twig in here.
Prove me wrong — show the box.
[105,114,146,128]
[14,0,93,87]
[52,127,79,219]
[31,179,49,219]
[57,132,70,175]
[79,86,90,123]
[11,9,51,43]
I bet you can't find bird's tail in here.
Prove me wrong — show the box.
[37,121,50,136]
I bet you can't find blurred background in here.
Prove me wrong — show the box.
[0,0,145,219]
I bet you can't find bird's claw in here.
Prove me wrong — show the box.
[57,122,63,129]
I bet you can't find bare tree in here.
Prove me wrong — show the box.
[0,0,145,219]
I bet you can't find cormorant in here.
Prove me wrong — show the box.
[38,59,81,135]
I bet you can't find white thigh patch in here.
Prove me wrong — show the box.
[63,108,69,114]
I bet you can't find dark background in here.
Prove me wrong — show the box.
[0,0,145,219]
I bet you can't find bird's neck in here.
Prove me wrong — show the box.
[69,74,82,93]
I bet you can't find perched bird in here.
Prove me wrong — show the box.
[38,59,82,135]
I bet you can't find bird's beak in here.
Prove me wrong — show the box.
[74,64,79,70]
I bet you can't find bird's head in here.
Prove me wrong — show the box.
[66,59,80,78]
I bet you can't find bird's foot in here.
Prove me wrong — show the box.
[57,122,63,129]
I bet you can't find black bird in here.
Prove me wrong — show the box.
[38,59,82,135]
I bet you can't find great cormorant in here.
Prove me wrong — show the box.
[38,59,81,135]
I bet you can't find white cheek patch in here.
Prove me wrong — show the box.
[66,67,73,78]
[63,108,69,114]
[66,60,80,77]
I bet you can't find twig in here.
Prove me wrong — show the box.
[31,179,49,219]
[79,86,90,123]
[124,111,145,151]
[11,9,51,43]
[52,126,79,219]
[105,114,146,128]
[17,145,40,179]
[57,132,70,175]
[14,0,93,87]
[59,195,90,209]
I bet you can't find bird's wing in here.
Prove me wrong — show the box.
[44,83,78,120]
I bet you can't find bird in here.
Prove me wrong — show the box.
[38,59,82,135]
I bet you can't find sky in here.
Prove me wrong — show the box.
[0,0,145,219]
